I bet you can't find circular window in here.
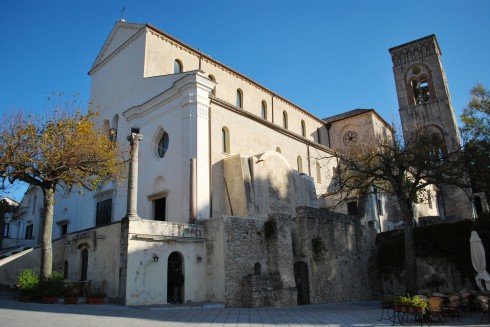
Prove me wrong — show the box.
[343,131,358,145]
[157,132,169,158]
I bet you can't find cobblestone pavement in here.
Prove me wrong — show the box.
[0,297,486,327]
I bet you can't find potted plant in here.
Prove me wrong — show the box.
[41,271,64,304]
[16,268,39,302]
[64,281,82,304]
[84,281,106,304]
[411,295,428,314]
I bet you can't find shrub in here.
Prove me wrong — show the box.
[17,269,39,296]
[41,271,65,297]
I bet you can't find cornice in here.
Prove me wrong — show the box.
[123,71,213,122]
[145,24,326,126]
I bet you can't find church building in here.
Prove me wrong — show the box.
[0,22,481,307]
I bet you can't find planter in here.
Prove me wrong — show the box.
[64,297,78,304]
[42,296,58,304]
[17,295,32,302]
[87,296,104,304]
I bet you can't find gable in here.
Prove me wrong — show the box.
[89,21,145,74]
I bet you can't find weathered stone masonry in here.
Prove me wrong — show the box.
[206,206,378,307]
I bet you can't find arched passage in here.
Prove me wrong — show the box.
[294,261,310,305]
[167,251,184,303]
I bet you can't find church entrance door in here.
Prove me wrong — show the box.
[167,252,184,303]
[80,248,88,281]
[294,261,310,305]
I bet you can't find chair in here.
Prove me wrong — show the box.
[427,297,445,325]
[442,294,461,321]
[477,295,490,324]
[459,292,470,315]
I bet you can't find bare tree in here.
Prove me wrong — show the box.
[325,127,470,294]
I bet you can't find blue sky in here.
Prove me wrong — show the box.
[1,0,489,200]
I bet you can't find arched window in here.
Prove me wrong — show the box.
[301,120,306,137]
[208,75,216,96]
[261,101,267,120]
[283,111,288,129]
[276,147,281,153]
[222,127,230,154]
[236,89,243,109]
[316,162,321,183]
[297,156,303,173]
[158,132,170,158]
[174,59,183,74]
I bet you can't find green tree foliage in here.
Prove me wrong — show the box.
[461,84,490,195]
[0,95,125,280]
[461,84,490,142]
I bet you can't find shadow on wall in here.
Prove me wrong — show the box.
[220,151,318,218]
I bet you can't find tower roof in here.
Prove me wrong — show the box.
[388,34,441,55]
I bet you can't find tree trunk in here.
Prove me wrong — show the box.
[400,200,418,295]
[40,187,55,280]
[0,210,5,249]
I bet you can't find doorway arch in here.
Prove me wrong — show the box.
[167,251,184,303]
[294,261,310,305]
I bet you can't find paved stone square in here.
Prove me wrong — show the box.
[0,297,486,326]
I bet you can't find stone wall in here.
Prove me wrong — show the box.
[217,206,379,307]
[295,207,380,303]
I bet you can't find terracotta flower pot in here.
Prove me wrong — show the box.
[64,297,78,304]
[17,295,32,302]
[42,296,58,304]
[87,296,104,304]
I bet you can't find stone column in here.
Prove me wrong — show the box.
[126,132,142,219]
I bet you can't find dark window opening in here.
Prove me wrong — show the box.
[3,223,9,238]
[158,132,169,158]
[61,224,68,236]
[412,80,431,104]
[96,198,112,226]
[377,199,383,216]
[154,197,166,221]
[254,263,261,275]
[347,201,358,216]
[25,224,33,240]
[64,261,69,279]
[475,196,483,214]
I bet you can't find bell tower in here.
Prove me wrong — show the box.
[389,35,474,221]
[389,34,461,151]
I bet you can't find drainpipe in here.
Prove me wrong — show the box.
[326,123,332,148]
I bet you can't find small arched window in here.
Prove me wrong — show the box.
[208,75,216,96]
[283,111,288,129]
[236,89,243,109]
[276,147,281,153]
[261,101,267,120]
[297,156,303,173]
[316,162,321,183]
[301,120,306,137]
[158,132,170,158]
[174,59,183,74]
[222,127,230,154]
